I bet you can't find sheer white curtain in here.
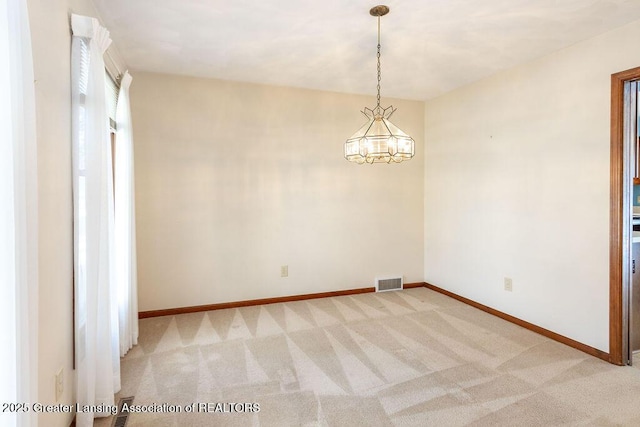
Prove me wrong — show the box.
[71,14,120,427]
[0,0,38,426]
[115,70,139,356]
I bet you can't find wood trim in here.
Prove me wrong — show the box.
[403,282,426,289]
[610,66,640,366]
[423,282,611,362]
[610,69,625,365]
[139,282,425,318]
[140,280,611,362]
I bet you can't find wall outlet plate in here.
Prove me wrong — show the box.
[280,265,288,277]
[504,277,513,292]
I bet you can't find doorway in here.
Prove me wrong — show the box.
[610,66,640,366]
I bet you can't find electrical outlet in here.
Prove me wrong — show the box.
[504,277,513,292]
[55,368,64,402]
[281,265,288,277]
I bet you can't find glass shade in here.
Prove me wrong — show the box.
[344,106,415,164]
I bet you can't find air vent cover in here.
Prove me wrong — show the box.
[112,396,135,427]
[376,277,403,292]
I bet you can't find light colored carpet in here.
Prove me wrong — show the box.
[95,287,640,426]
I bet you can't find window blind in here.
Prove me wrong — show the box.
[105,70,118,131]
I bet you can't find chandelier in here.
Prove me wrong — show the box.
[344,5,415,164]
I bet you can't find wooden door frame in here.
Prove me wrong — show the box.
[610,66,640,365]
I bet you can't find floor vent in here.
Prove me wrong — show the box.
[112,396,135,427]
[376,277,403,292]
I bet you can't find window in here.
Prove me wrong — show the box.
[105,70,118,131]
[106,71,118,195]
[71,14,120,425]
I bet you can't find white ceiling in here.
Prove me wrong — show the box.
[94,0,640,101]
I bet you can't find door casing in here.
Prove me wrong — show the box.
[610,66,640,365]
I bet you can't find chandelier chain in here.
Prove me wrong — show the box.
[377,44,381,109]
[376,16,381,109]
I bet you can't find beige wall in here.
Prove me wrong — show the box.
[27,0,119,425]
[131,73,425,311]
[424,18,640,353]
